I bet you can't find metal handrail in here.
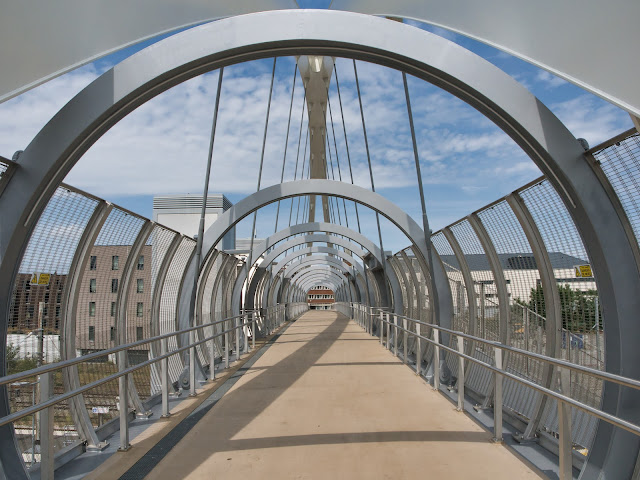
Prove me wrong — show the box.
[0,312,254,388]
[0,303,309,426]
[340,301,640,479]
[365,305,640,392]
[0,316,263,428]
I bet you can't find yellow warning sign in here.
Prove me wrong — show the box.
[30,273,51,286]
[574,265,593,278]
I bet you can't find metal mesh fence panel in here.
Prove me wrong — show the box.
[407,246,433,365]
[389,256,410,318]
[7,186,99,463]
[448,220,495,398]
[159,237,195,385]
[476,201,542,422]
[432,232,469,378]
[75,208,145,427]
[128,225,177,400]
[520,179,602,449]
[594,132,640,245]
[389,254,415,357]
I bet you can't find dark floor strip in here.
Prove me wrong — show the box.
[118,321,295,480]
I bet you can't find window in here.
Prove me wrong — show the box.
[136,327,143,340]
[137,255,144,270]
[27,306,34,319]
[110,327,116,342]
[90,256,97,270]
[56,292,62,303]
[111,302,116,317]
[111,255,119,270]
[89,278,96,293]
[136,302,144,317]
[89,302,96,317]
[88,326,95,341]
[55,305,60,318]
[111,278,118,293]
[136,279,144,293]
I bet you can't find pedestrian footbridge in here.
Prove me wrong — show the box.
[1,4,640,480]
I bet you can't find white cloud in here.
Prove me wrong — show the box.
[551,95,632,146]
[0,65,102,158]
[535,70,568,89]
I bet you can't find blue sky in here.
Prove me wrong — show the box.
[0,5,632,253]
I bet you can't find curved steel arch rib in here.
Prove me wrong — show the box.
[287,270,346,299]
[221,223,404,314]
[0,10,636,477]
[231,233,369,314]
[233,232,401,314]
[265,250,366,308]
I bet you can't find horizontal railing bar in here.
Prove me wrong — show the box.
[0,315,268,427]
[346,303,640,438]
[0,311,257,387]
[370,307,640,392]
[0,304,305,425]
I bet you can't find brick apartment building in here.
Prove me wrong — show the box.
[307,286,335,310]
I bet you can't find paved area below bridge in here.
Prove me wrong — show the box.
[96,311,542,479]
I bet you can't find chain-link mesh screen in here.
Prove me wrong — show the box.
[594,132,640,245]
[520,179,602,449]
[476,201,542,423]
[445,220,496,398]
[7,186,99,463]
[199,253,225,368]
[159,237,195,384]
[74,208,145,427]
[129,225,177,400]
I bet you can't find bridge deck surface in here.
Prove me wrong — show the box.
[130,311,540,479]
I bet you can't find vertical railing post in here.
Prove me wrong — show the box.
[235,316,241,361]
[493,347,503,442]
[558,368,572,480]
[433,328,440,391]
[403,317,408,365]
[386,313,390,351]
[189,329,197,397]
[161,337,170,416]
[394,314,399,357]
[39,371,54,480]
[379,311,384,346]
[252,311,256,350]
[224,320,229,369]
[118,349,130,450]
[209,325,216,381]
[244,313,249,353]
[416,321,421,375]
[457,336,465,411]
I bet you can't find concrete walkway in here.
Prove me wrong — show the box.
[126,311,542,479]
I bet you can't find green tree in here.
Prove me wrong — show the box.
[523,285,600,332]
